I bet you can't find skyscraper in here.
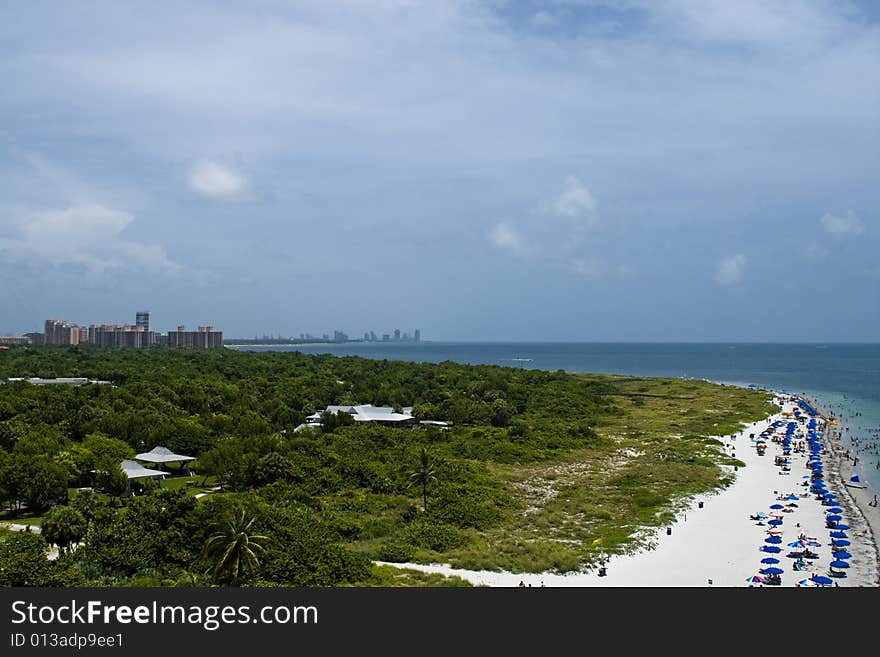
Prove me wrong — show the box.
[136,311,151,332]
[44,319,81,345]
[414,329,421,342]
[394,328,401,340]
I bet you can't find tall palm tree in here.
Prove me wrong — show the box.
[409,447,438,513]
[202,509,269,586]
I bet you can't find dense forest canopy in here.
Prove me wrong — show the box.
[0,346,774,586]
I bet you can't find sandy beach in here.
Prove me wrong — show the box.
[382,395,880,587]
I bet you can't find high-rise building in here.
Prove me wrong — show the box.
[414,329,421,342]
[363,332,370,341]
[44,319,81,345]
[136,311,151,332]
[394,328,401,340]
[168,325,223,348]
[370,331,377,342]
[89,324,156,348]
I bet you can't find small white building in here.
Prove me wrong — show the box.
[307,404,418,426]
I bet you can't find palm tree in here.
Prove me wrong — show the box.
[409,447,438,513]
[202,509,269,586]
[42,505,87,555]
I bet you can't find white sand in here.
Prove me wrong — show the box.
[382,396,880,587]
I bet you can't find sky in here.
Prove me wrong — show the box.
[0,0,878,342]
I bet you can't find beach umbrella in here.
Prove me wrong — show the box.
[798,579,818,587]
[769,519,783,527]
[767,528,783,535]
[829,531,847,538]
[827,507,843,513]
[757,511,768,518]
[765,536,782,544]
[763,567,784,575]
[826,515,842,522]
[811,575,833,586]
[835,524,849,530]
[770,504,785,509]
[832,551,852,559]
[832,539,850,547]
[829,560,850,569]
[786,495,799,500]
[769,511,784,517]
[787,540,805,547]
[806,541,822,547]
[762,546,782,553]
[761,557,781,564]
[746,575,766,583]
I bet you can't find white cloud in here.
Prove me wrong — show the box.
[0,204,181,275]
[487,222,529,256]
[714,254,746,286]
[820,210,863,238]
[553,176,599,228]
[186,161,248,200]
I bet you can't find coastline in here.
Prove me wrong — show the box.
[805,395,880,585]
[380,393,880,586]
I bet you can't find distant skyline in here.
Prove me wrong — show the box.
[1,2,878,342]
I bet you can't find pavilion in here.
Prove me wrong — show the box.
[135,446,196,472]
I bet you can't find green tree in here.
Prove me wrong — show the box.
[43,505,88,554]
[70,489,109,524]
[94,457,128,498]
[0,531,53,586]
[254,452,295,486]
[409,447,438,513]
[203,509,269,586]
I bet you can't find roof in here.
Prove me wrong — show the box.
[135,446,196,463]
[120,460,168,479]
[306,404,415,423]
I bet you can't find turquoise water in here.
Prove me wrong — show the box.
[229,342,880,495]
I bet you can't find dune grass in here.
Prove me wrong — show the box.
[433,376,776,574]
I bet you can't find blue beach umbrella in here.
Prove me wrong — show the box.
[765,536,782,544]
[762,546,782,553]
[826,515,842,522]
[832,551,852,559]
[768,519,783,526]
[829,531,847,538]
[835,524,849,530]
[811,575,833,585]
[827,507,843,513]
[832,539,850,547]
[769,504,785,510]
[761,557,781,564]
[829,560,850,569]
[786,495,799,500]
[806,541,822,547]
[787,540,804,547]
[763,567,784,575]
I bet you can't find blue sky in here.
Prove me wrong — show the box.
[1,1,877,341]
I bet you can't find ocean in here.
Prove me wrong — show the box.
[228,342,880,496]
